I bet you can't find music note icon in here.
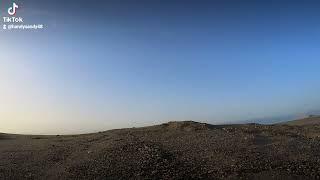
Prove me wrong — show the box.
[8,2,19,16]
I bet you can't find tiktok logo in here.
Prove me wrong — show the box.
[2,2,45,31]
[8,2,19,16]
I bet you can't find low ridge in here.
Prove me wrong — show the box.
[282,115,320,126]
[1,119,320,179]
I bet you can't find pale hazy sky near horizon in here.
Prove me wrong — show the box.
[1,0,320,134]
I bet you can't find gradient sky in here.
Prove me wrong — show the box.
[1,0,320,134]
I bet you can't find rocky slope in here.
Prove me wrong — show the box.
[281,115,320,126]
[1,121,320,179]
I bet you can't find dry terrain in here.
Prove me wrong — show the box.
[1,117,320,179]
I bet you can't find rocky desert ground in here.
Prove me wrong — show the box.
[1,116,320,180]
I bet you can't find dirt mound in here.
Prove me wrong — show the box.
[1,121,320,179]
[66,140,197,179]
[161,121,213,131]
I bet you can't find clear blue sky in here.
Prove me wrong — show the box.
[1,0,320,134]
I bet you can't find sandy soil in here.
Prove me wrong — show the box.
[1,120,320,179]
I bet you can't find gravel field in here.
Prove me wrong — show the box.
[1,119,320,180]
